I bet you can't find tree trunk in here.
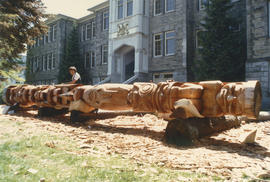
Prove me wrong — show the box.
[165,116,241,145]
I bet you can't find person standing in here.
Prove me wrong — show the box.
[68,66,81,84]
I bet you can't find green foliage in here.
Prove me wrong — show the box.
[58,27,85,83]
[193,0,245,82]
[0,0,47,80]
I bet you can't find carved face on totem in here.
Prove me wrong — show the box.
[216,81,261,118]
[216,83,245,115]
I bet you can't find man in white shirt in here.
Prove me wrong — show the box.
[68,66,81,84]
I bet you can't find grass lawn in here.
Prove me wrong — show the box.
[0,119,219,182]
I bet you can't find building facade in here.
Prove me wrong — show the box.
[246,0,270,108]
[26,0,246,85]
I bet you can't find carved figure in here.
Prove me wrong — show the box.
[3,80,262,119]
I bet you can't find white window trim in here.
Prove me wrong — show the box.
[153,33,163,58]
[165,31,176,56]
[102,45,108,64]
[47,54,51,71]
[52,53,56,69]
[91,51,96,68]
[154,0,162,16]
[165,0,175,13]
[42,55,46,71]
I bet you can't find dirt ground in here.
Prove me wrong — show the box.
[0,110,270,181]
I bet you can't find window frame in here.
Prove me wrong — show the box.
[154,0,163,16]
[52,53,56,69]
[53,24,57,41]
[103,11,109,30]
[117,0,124,19]
[47,53,52,70]
[268,1,270,37]
[81,25,86,41]
[86,23,92,40]
[84,52,90,68]
[165,31,176,56]
[102,45,108,64]
[92,20,96,38]
[91,51,96,68]
[153,33,163,57]
[199,0,207,11]
[165,0,175,13]
[127,0,133,17]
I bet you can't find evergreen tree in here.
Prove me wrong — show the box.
[193,0,245,82]
[0,0,47,80]
[58,27,85,83]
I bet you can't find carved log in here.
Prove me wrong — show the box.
[2,80,262,120]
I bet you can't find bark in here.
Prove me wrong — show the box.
[165,116,241,145]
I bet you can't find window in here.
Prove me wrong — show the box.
[143,0,146,15]
[164,73,173,79]
[49,26,53,42]
[269,1,270,37]
[229,23,241,32]
[165,31,176,55]
[33,57,37,72]
[53,25,57,41]
[166,0,175,12]
[52,53,56,69]
[103,11,109,30]
[35,37,38,47]
[47,27,51,42]
[81,25,86,41]
[37,57,40,71]
[154,33,162,57]
[86,23,92,40]
[127,0,133,16]
[199,0,208,10]
[39,36,44,46]
[91,52,96,68]
[85,52,90,68]
[31,58,34,73]
[102,45,108,64]
[153,72,173,83]
[42,55,45,71]
[154,0,162,15]
[118,0,123,19]
[92,21,96,37]
[44,34,48,44]
[43,55,47,71]
[47,53,52,70]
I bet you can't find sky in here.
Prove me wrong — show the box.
[42,0,107,19]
